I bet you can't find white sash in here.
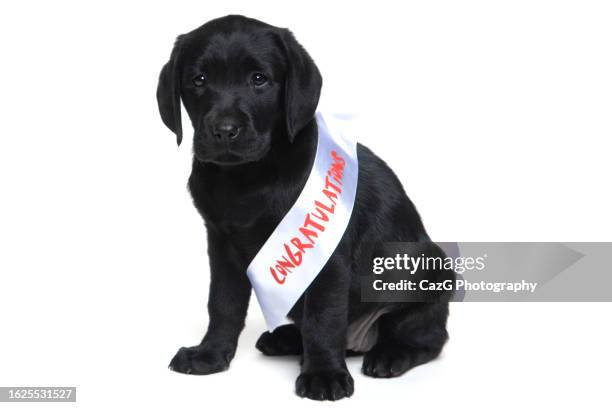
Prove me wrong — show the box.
[246,112,359,331]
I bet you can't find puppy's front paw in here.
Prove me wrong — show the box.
[295,369,354,401]
[168,345,231,375]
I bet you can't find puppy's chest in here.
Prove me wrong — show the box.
[192,181,293,233]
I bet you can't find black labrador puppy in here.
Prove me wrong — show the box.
[157,15,452,401]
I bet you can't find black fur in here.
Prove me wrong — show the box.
[158,15,451,401]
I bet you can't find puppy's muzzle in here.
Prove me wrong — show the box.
[213,122,242,140]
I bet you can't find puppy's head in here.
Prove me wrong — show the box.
[157,15,322,166]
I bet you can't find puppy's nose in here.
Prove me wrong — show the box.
[213,122,241,140]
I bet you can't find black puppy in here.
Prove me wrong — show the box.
[157,15,452,401]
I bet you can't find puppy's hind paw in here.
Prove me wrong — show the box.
[256,324,303,356]
[362,343,441,378]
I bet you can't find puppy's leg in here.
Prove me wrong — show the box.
[295,257,354,401]
[362,301,449,378]
[256,324,303,356]
[169,234,251,375]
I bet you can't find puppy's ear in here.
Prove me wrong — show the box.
[156,35,184,145]
[278,29,322,142]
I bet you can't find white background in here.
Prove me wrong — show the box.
[1,0,611,406]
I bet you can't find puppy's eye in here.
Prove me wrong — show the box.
[251,73,268,86]
[192,74,206,87]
